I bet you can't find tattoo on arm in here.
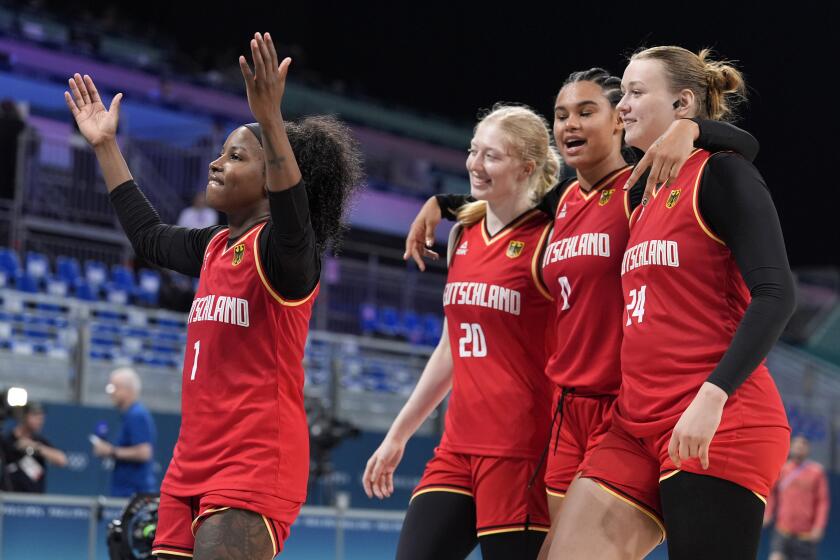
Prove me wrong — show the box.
[262,135,287,170]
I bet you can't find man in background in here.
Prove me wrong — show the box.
[91,367,157,496]
[1,402,68,492]
[765,434,831,560]
[177,190,218,229]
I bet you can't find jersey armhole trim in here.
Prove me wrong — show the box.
[691,155,726,245]
[532,223,554,301]
[253,223,319,306]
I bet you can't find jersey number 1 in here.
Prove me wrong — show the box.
[458,323,487,357]
[190,340,200,380]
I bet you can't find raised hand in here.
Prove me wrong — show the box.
[64,74,123,148]
[239,32,290,124]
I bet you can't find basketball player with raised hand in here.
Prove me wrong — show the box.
[364,105,558,559]
[547,47,794,560]
[65,32,362,559]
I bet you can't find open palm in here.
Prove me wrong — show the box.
[64,73,123,147]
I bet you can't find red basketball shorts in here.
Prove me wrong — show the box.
[544,390,615,497]
[151,489,302,558]
[580,419,790,537]
[412,447,550,537]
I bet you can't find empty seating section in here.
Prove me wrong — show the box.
[0,246,442,430]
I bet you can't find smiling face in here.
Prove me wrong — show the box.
[466,121,531,204]
[618,58,680,152]
[205,127,267,213]
[554,81,623,171]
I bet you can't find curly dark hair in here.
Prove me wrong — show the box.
[287,116,364,254]
[247,116,364,255]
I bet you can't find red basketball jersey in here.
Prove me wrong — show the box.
[616,150,787,437]
[541,167,632,394]
[440,209,555,459]
[162,222,318,502]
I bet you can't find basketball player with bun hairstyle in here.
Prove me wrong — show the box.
[65,32,362,559]
[404,69,758,560]
[364,104,559,559]
[546,47,794,560]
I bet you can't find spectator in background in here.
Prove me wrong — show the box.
[0,99,26,200]
[176,190,218,229]
[1,401,68,492]
[91,367,157,496]
[765,435,831,560]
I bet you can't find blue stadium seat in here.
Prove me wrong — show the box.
[135,269,161,306]
[74,279,99,302]
[111,265,136,291]
[421,313,443,346]
[400,310,423,344]
[359,302,377,334]
[56,256,81,285]
[0,247,20,277]
[14,272,40,294]
[45,276,69,297]
[104,282,129,305]
[84,260,108,287]
[25,252,50,280]
[376,306,400,337]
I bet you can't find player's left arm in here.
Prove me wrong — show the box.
[700,153,796,393]
[668,153,795,469]
[240,32,320,300]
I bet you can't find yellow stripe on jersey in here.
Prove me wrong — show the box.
[575,167,632,202]
[476,525,550,537]
[190,506,230,536]
[152,550,193,558]
[691,155,726,245]
[220,223,262,256]
[623,188,631,220]
[532,222,554,301]
[261,515,279,556]
[479,209,543,246]
[252,223,319,306]
[658,469,681,483]
[410,486,474,502]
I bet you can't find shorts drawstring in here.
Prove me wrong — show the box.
[527,387,573,490]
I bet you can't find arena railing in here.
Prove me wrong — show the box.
[0,491,413,560]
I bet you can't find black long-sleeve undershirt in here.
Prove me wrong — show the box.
[109,180,320,300]
[694,153,795,394]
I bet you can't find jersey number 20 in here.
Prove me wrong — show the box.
[458,323,487,357]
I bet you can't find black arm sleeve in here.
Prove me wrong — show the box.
[627,120,761,211]
[109,181,223,277]
[257,181,320,300]
[692,118,760,162]
[434,178,571,222]
[698,153,796,394]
